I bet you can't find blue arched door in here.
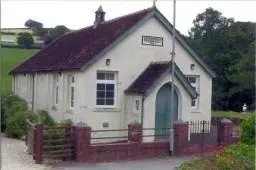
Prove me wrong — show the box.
[155,84,178,138]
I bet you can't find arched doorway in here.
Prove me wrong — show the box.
[155,83,178,138]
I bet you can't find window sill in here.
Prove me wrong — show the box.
[93,107,121,112]
[51,106,58,111]
[66,109,74,114]
[191,109,201,113]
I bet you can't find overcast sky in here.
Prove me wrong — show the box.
[1,0,256,35]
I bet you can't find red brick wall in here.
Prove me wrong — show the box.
[87,141,170,163]
[173,119,235,156]
[74,122,170,163]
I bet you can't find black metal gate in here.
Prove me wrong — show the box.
[188,121,219,153]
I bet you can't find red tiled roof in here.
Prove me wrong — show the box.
[11,8,152,74]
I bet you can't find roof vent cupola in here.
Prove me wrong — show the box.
[94,5,105,28]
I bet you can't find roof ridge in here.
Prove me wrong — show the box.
[67,7,153,35]
[102,7,153,25]
[150,60,170,65]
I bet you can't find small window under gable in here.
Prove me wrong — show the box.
[187,76,199,108]
[96,71,117,107]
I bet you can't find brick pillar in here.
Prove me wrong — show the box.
[128,121,142,143]
[218,118,233,146]
[173,120,188,156]
[35,123,43,164]
[74,122,91,162]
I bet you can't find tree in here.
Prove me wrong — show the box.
[45,25,69,45]
[48,25,69,39]
[24,19,47,37]
[187,7,255,111]
[17,32,34,48]
[25,19,43,28]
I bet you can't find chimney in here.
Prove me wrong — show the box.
[94,5,105,28]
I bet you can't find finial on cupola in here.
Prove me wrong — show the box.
[94,5,106,28]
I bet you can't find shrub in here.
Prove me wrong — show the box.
[5,110,28,138]
[37,110,55,126]
[216,143,255,170]
[1,92,28,131]
[17,32,34,48]
[58,119,73,127]
[178,143,255,170]
[240,115,255,145]
[0,31,16,35]
[26,111,39,123]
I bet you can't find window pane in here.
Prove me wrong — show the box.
[188,77,196,84]
[71,86,74,107]
[97,84,105,90]
[106,73,115,80]
[97,72,105,80]
[106,84,114,91]
[191,99,196,107]
[56,86,58,104]
[106,98,114,105]
[106,91,114,98]
[97,91,105,98]
[97,99,105,105]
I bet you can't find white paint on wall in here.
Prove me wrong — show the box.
[13,16,212,136]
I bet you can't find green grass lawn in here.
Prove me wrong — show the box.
[1,47,38,92]
[212,111,253,119]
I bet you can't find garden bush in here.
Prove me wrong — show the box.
[1,92,74,139]
[37,110,55,126]
[5,110,28,138]
[178,143,255,170]
[216,143,255,170]
[58,119,73,127]
[240,115,255,145]
[1,92,28,131]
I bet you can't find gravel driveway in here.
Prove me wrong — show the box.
[1,134,52,170]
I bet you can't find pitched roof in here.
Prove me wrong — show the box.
[125,61,197,98]
[10,6,215,78]
[10,7,152,74]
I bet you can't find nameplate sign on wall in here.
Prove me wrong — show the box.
[142,36,163,47]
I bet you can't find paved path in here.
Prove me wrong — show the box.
[1,134,191,170]
[1,134,51,170]
[54,157,191,170]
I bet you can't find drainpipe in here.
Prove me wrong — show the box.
[32,74,35,112]
[141,96,144,128]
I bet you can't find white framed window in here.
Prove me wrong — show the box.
[132,97,141,113]
[68,75,75,109]
[96,71,116,107]
[187,76,199,108]
[135,100,140,110]
[53,75,59,106]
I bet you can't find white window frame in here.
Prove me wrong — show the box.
[187,76,199,109]
[96,71,117,108]
[68,75,75,110]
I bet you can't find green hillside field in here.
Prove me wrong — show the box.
[1,47,38,92]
